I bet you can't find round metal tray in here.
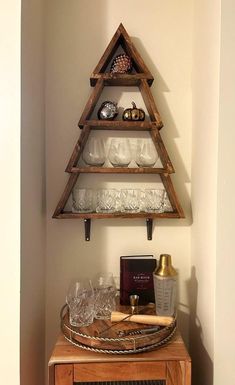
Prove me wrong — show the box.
[61,304,177,354]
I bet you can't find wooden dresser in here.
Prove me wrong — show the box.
[48,331,191,385]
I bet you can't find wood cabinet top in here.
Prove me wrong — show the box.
[49,330,191,366]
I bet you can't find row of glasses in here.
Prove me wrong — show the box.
[72,188,172,214]
[82,137,159,167]
[66,272,117,327]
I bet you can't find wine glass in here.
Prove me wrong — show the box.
[135,139,158,167]
[108,138,132,167]
[82,137,106,166]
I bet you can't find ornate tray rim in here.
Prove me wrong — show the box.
[60,304,177,354]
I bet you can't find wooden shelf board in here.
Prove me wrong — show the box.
[79,120,162,130]
[70,167,171,174]
[54,211,181,219]
[90,73,154,87]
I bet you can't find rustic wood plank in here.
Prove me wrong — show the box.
[82,120,154,130]
[53,174,79,218]
[90,73,153,87]
[48,365,55,385]
[65,126,91,172]
[140,79,163,128]
[166,361,182,385]
[184,360,192,385]
[74,361,166,382]
[160,174,185,218]
[70,167,169,174]
[55,364,73,385]
[78,78,104,128]
[56,211,181,220]
[92,25,122,74]
[119,23,153,75]
[150,128,175,173]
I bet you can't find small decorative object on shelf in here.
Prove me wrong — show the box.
[97,101,118,120]
[122,102,145,121]
[110,53,132,74]
[153,254,177,317]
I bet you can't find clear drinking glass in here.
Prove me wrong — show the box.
[93,272,117,320]
[144,189,165,213]
[96,189,118,213]
[66,279,95,327]
[72,188,94,213]
[108,138,132,167]
[82,137,106,166]
[135,139,158,167]
[120,189,141,213]
[163,192,174,212]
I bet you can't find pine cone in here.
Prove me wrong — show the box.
[110,54,132,74]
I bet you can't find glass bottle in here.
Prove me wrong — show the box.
[153,254,177,316]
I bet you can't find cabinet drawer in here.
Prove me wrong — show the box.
[74,361,166,382]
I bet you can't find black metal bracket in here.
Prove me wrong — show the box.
[84,219,91,241]
[146,218,153,240]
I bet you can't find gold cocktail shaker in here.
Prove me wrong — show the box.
[153,254,177,316]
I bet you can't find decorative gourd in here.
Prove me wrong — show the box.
[122,102,145,121]
[97,101,118,120]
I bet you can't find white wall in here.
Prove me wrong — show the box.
[20,0,46,384]
[215,1,235,383]
[191,1,221,384]
[45,0,193,359]
[0,1,21,384]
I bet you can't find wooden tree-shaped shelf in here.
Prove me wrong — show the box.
[53,23,184,241]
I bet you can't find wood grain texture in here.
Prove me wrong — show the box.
[150,128,175,173]
[74,361,166,382]
[81,120,154,130]
[70,167,170,174]
[53,173,79,218]
[55,364,73,385]
[139,79,163,128]
[78,78,104,128]
[90,73,153,87]
[56,211,181,219]
[160,174,185,218]
[65,126,91,172]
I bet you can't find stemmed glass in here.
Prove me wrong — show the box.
[82,137,106,166]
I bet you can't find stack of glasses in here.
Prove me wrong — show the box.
[66,272,117,328]
[72,188,173,214]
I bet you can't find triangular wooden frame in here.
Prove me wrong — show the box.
[90,23,154,86]
[53,24,185,240]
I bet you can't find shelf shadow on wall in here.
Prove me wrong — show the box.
[186,266,213,385]
[131,36,192,225]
